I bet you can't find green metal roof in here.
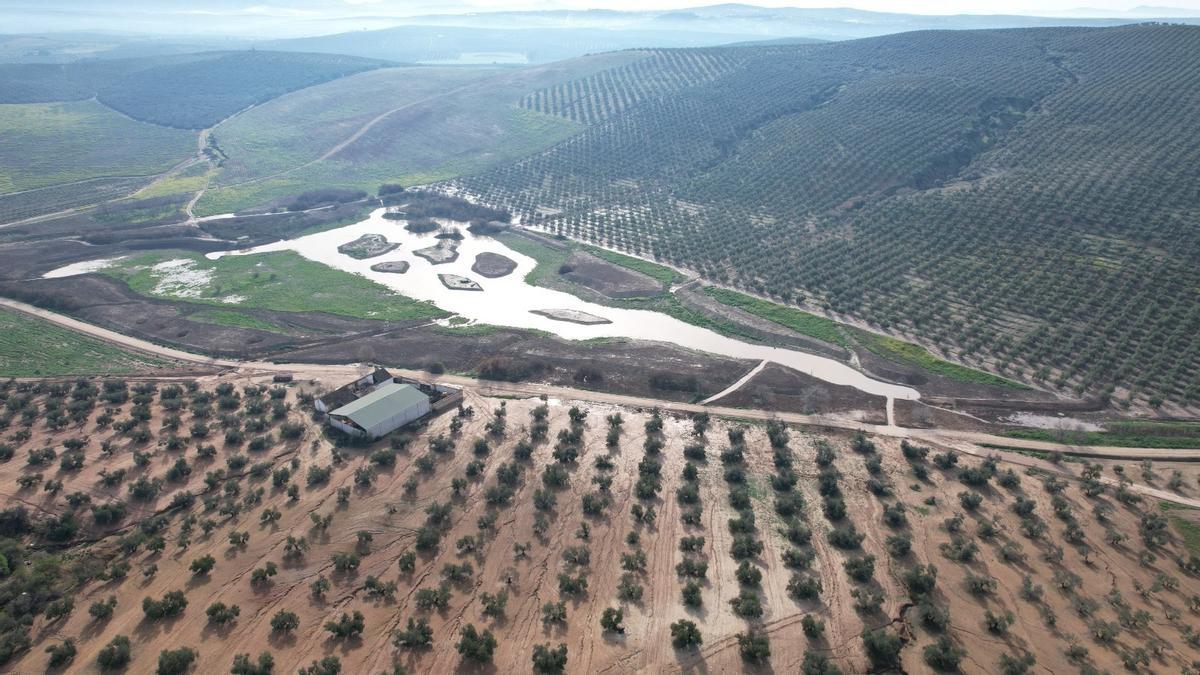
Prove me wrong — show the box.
[329,382,428,429]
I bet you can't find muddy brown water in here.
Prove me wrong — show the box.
[47,208,919,403]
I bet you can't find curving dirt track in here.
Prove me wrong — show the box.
[3,296,1200,471]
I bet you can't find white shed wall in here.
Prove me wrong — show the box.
[363,398,432,438]
[328,416,362,436]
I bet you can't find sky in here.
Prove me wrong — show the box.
[295,0,1200,15]
[4,0,1198,38]
[9,0,1200,17]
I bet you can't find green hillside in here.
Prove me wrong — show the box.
[454,24,1200,409]
[196,52,640,215]
[0,100,194,193]
[0,50,392,222]
[0,58,187,103]
[0,51,388,129]
[519,49,746,124]
[0,309,168,376]
[96,51,389,129]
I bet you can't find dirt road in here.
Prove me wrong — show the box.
[5,296,1200,466]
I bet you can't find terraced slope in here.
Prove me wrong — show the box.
[451,24,1200,412]
[95,51,388,130]
[0,51,389,129]
[0,99,194,194]
[520,49,746,124]
[196,52,644,215]
[0,51,389,222]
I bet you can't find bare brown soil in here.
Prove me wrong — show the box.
[414,241,459,265]
[713,363,887,425]
[561,251,663,299]
[337,233,398,259]
[438,274,482,291]
[895,398,997,432]
[675,284,849,360]
[283,331,756,405]
[370,261,410,274]
[470,252,516,278]
[5,375,1199,674]
[854,348,1063,403]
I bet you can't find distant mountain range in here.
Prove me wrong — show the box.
[256,5,1200,64]
[3,3,1199,64]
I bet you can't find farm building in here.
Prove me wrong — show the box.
[327,381,431,438]
[315,367,392,413]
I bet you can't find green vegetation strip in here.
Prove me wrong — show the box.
[495,232,570,287]
[703,287,849,347]
[583,245,680,287]
[499,232,761,342]
[106,250,446,322]
[1160,502,1200,555]
[850,328,1026,389]
[0,309,168,376]
[1004,421,1200,449]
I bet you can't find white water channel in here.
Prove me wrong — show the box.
[203,209,919,403]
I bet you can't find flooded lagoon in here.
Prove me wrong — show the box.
[205,209,920,402]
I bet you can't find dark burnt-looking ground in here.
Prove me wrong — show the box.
[0,202,1085,419]
[853,346,1062,402]
[713,362,888,423]
[0,275,404,357]
[561,250,663,298]
[0,271,757,405]
[893,398,995,432]
[675,283,849,360]
[284,329,756,404]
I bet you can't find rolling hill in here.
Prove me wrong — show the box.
[194,52,644,216]
[258,25,775,65]
[0,51,390,129]
[2,24,1198,414]
[0,99,194,194]
[12,2,1196,44]
[450,24,1200,412]
[0,50,391,222]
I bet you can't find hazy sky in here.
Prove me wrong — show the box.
[342,0,1200,15]
[12,0,1200,18]
[6,0,1198,38]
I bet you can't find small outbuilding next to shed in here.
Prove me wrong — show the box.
[327,382,431,438]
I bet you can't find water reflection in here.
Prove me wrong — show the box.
[208,209,919,401]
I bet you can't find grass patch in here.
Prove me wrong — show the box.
[0,309,168,376]
[850,328,1027,389]
[1160,504,1200,555]
[499,231,761,342]
[106,250,446,322]
[979,443,1082,460]
[704,287,849,347]
[433,322,523,337]
[0,99,194,194]
[640,295,760,341]
[1003,422,1200,449]
[496,232,571,286]
[135,164,213,200]
[197,63,599,215]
